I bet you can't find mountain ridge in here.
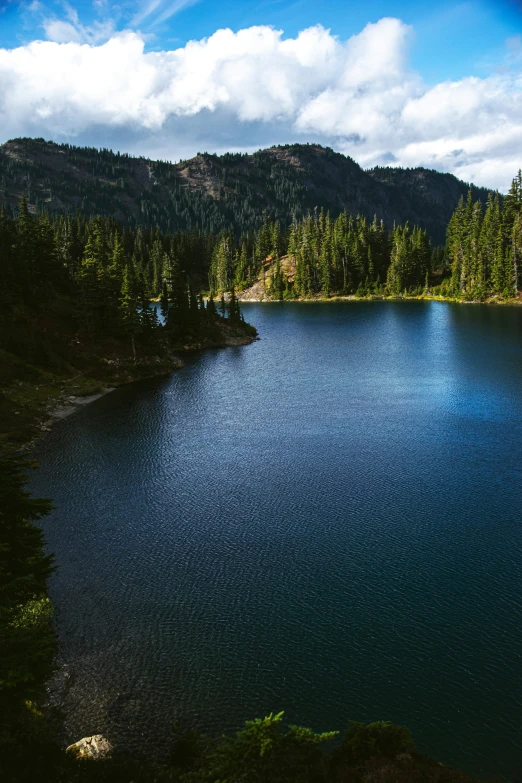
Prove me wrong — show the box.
[0,137,494,244]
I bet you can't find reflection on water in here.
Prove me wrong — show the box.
[32,302,522,780]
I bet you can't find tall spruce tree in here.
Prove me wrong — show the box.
[119,265,141,358]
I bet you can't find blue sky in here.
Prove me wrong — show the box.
[0,0,521,189]
[2,0,520,80]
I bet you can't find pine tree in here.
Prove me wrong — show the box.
[207,292,217,318]
[15,196,38,304]
[104,231,126,333]
[229,285,242,323]
[210,236,234,293]
[78,226,103,335]
[479,194,500,295]
[150,239,164,296]
[0,453,56,708]
[160,281,169,324]
[447,197,466,294]
[166,255,189,332]
[119,265,141,358]
[0,206,17,311]
[504,171,522,296]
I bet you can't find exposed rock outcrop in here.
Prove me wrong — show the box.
[66,735,113,760]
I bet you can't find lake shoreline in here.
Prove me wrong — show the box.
[3,329,257,452]
[43,331,257,434]
[239,293,522,305]
[25,358,184,448]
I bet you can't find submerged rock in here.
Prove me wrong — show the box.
[66,735,113,760]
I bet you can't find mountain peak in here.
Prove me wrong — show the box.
[0,137,492,243]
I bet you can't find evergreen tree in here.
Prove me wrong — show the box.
[0,206,17,311]
[119,265,141,358]
[193,712,337,783]
[228,285,242,323]
[15,196,37,303]
[160,281,169,324]
[166,255,189,333]
[78,225,104,335]
[207,292,217,318]
[0,453,56,719]
[444,173,521,300]
[504,170,522,296]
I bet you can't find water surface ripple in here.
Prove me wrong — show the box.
[32,302,522,780]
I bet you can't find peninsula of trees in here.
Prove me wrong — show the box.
[0,201,255,448]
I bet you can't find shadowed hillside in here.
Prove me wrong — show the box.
[0,138,493,244]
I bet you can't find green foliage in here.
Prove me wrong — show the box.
[227,286,242,324]
[0,453,55,693]
[210,210,431,298]
[0,138,493,247]
[334,720,415,765]
[0,453,58,781]
[387,224,430,294]
[185,711,337,783]
[0,200,256,385]
[445,173,522,299]
[0,711,487,783]
[204,170,522,302]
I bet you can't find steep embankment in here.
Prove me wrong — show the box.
[0,138,493,243]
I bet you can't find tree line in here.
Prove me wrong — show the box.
[208,170,522,301]
[0,199,251,369]
[445,171,522,299]
[210,211,432,298]
[2,171,520,381]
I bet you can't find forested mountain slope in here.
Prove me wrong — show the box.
[0,138,492,244]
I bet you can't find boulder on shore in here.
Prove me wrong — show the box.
[66,735,113,760]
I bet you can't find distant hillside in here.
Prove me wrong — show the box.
[0,138,493,244]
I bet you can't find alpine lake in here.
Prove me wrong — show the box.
[31,301,522,781]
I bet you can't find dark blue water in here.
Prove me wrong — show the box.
[32,302,522,780]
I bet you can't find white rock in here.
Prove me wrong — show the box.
[66,735,113,760]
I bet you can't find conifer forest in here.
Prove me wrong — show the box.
[1,151,521,783]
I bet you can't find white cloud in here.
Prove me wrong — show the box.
[131,0,163,26]
[153,0,200,25]
[131,0,198,27]
[43,19,83,43]
[0,18,520,191]
[43,0,115,44]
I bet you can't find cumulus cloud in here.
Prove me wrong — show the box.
[0,18,520,190]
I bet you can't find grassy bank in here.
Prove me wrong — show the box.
[238,290,522,305]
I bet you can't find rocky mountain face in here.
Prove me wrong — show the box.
[0,137,493,243]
